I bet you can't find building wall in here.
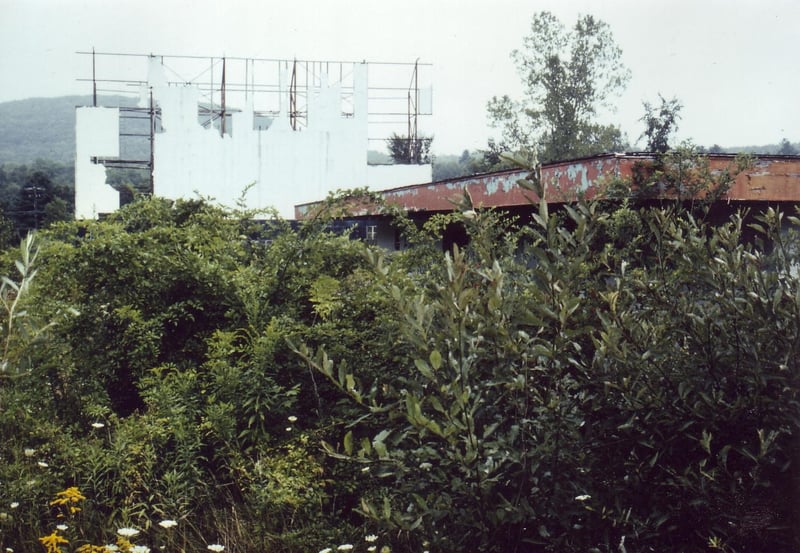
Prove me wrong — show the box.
[75,58,432,220]
[74,107,120,219]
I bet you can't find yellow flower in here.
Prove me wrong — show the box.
[39,531,68,553]
[50,487,86,514]
[77,546,113,553]
[116,536,133,553]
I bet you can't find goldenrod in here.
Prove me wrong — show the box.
[39,531,68,553]
[49,487,86,515]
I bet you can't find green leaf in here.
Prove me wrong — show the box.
[343,430,354,456]
[429,349,442,370]
[382,496,392,521]
[414,358,434,379]
[372,429,391,459]
[699,429,712,455]
[345,373,356,393]
[373,440,388,459]
[1,276,19,292]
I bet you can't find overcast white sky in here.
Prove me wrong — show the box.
[1,0,798,154]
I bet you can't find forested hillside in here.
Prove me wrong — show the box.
[0,95,145,165]
[0,96,85,164]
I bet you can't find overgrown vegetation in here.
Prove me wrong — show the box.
[0,170,798,552]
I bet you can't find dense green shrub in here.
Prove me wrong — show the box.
[297,198,800,552]
[0,190,798,553]
[0,197,383,551]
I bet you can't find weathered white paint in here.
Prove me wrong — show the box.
[74,107,120,219]
[75,58,432,219]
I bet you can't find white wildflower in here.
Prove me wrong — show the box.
[37,461,49,468]
[207,545,225,553]
[319,549,332,553]
[131,546,150,553]
[104,545,119,552]
[285,427,293,432]
[574,494,591,501]
[23,448,35,457]
[91,422,105,429]
[9,502,18,509]
[337,545,354,551]
[6,547,14,552]
[367,548,376,552]
[117,527,140,538]
[365,535,378,542]
[56,524,68,531]
[158,519,178,529]
[287,415,298,423]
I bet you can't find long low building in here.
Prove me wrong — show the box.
[294,152,800,250]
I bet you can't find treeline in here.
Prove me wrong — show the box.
[0,160,74,246]
[0,161,152,245]
[0,175,797,552]
[431,138,800,182]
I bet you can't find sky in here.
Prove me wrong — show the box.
[1,0,798,154]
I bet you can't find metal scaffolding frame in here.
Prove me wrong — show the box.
[77,50,433,192]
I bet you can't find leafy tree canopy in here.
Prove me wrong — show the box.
[640,94,683,152]
[778,137,799,155]
[488,11,630,163]
[386,133,433,164]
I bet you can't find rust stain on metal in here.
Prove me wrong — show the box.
[294,153,800,220]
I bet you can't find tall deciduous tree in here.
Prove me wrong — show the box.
[387,133,433,164]
[488,11,630,163]
[777,138,798,156]
[640,94,682,152]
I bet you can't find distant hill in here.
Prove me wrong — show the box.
[715,143,799,155]
[0,95,144,165]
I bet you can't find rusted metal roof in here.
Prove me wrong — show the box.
[294,152,800,220]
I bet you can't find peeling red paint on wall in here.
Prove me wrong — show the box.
[294,153,800,219]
